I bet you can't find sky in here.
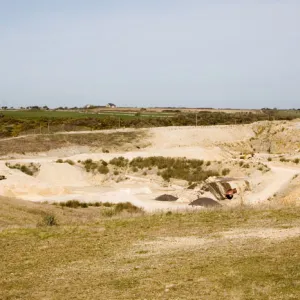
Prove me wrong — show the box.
[0,1,299,109]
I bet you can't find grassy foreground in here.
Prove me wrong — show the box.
[0,197,300,300]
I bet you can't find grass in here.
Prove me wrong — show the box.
[0,130,145,155]
[0,197,300,299]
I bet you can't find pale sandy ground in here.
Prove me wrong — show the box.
[132,227,300,256]
[0,123,299,211]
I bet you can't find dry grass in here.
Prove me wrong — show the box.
[0,197,300,299]
[0,130,146,155]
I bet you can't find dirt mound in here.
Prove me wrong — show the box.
[189,197,221,207]
[155,194,178,202]
[36,162,88,187]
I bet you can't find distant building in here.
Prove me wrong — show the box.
[106,103,116,108]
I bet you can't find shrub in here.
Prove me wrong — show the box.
[101,208,116,217]
[132,166,138,172]
[6,162,38,176]
[114,170,119,175]
[65,159,75,166]
[268,157,272,161]
[294,158,300,164]
[221,168,230,176]
[98,165,109,174]
[40,214,58,226]
[114,202,143,213]
[56,159,63,163]
[64,200,81,208]
[109,157,129,168]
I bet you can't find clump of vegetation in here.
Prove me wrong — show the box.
[98,164,109,174]
[129,156,218,182]
[114,202,143,214]
[54,200,143,216]
[109,157,129,168]
[293,158,299,164]
[6,162,40,176]
[268,157,272,161]
[221,168,230,176]
[81,159,110,174]
[280,158,290,163]
[38,214,58,226]
[56,159,75,165]
[57,200,88,208]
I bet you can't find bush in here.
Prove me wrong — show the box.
[114,202,142,213]
[6,162,38,176]
[109,157,129,168]
[268,157,272,161]
[102,160,108,166]
[82,159,109,174]
[294,158,299,164]
[132,166,138,172]
[56,159,63,163]
[98,165,109,174]
[64,200,81,208]
[221,168,230,176]
[65,159,75,166]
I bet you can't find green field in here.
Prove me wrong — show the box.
[0,110,174,119]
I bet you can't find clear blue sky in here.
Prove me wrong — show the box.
[0,1,299,108]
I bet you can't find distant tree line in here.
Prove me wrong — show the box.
[0,110,299,137]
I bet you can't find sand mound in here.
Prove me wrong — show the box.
[37,163,88,187]
[189,198,221,207]
[155,194,178,201]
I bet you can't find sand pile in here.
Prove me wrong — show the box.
[37,162,88,187]
[189,198,221,207]
[155,194,178,201]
